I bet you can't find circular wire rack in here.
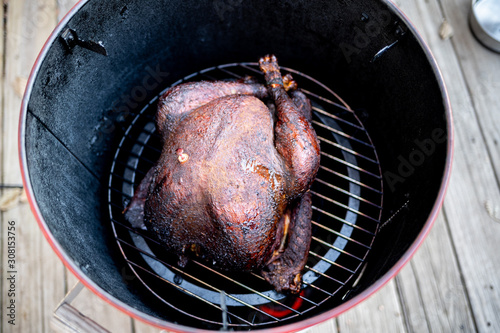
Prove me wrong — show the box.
[107,62,383,330]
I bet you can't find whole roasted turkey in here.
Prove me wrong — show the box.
[125,55,320,293]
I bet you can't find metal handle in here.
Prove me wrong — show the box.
[51,282,110,333]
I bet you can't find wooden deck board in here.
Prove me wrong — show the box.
[442,0,500,184]
[411,0,500,331]
[336,280,406,333]
[1,1,67,333]
[64,274,135,333]
[1,0,499,332]
[56,0,79,23]
[396,213,476,332]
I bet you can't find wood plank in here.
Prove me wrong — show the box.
[442,0,500,180]
[65,273,134,332]
[57,0,79,23]
[1,1,67,333]
[301,318,338,333]
[398,0,500,331]
[396,213,476,332]
[52,303,111,333]
[336,280,405,332]
[394,270,429,333]
[1,0,7,330]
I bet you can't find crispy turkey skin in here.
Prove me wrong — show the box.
[125,55,320,293]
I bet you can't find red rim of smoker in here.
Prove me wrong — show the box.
[18,0,453,332]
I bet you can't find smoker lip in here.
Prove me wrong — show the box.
[18,0,453,332]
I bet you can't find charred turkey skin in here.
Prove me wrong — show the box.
[125,55,320,293]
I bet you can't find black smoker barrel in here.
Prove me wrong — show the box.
[20,0,452,331]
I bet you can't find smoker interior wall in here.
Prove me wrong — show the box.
[24,0,449,328]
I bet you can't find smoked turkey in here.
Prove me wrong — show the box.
[125,55,320,293]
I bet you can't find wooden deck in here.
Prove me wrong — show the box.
[1,0,499,332]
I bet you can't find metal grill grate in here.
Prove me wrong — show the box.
[107,63,383,330]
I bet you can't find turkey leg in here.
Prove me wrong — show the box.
[261,192,313,293]
[259,55,320,197]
